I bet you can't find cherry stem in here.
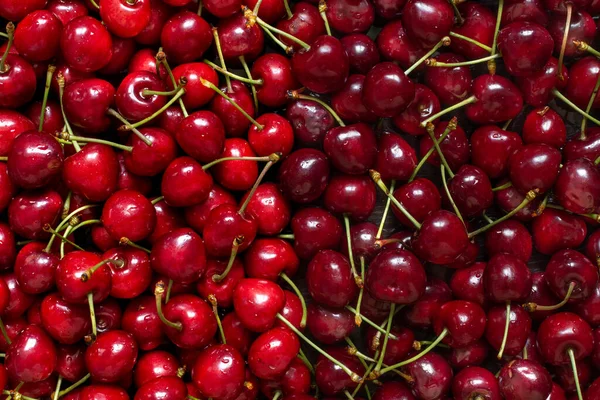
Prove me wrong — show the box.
[208,294,227,344]
[468,189,539,238]
[354,256,366,326]
[46,205,99,253]
[492,181,512,192]
[522,344,528,360]
[376,180,396,240]
[128,87,186,130]
[62,191,72,220]
[448,1,465,25]
[52,374,62,400]
[374,303,396,373]
[238,154,280,214]
[203,60,263,85]
[573,40,600,58]
[283,0,293,18]
[0,32,7,38]
[262,25,293,54]
[200,77,264,130]
[249,9,310,50]
[280,272,307,328]
[276,314,362,383]
[42,225,85,251]
[568,348,584,400]
[405,36,451,75]
[297,348,314,373]
[427,53,500,68]
[57,132,134,152]
[88,0,99,8]
[212,27,232,92]
[488,0,503,74]
[0,318,11,345]
[288,91,345,126]
[448,31,491,52]
[370,170,422,230]
[3,391,36,400]
[272,391,282,400]
[497,301,511,360]
[503,119,513,130]
[344,215,361,287]
[81,259,124,282]
[141,87,180,97]
[410,118,458,181]
[106,109,153,146]
[155,282,183,331]
[482,212,494,224]
[56,73,78,145]
[151,196,164,205]
[346,338,408,383]
[119,237,152,254]
[580,60,600,138]
[70,219,100,237]
[38,65,56,132]
[212,236,244,282]
[378,328,448,375]
[278,233,295,240]
[0,157,6,162]
[197,0,202,15]
[318,0,332,36]
[165,280,173,304]
[524,281,576,312]
[239,56,259,111]
[157,50,188,117]
[421,96,476,127]
[428,123,455,178]
[87,292,97,339]
[441,164,465,226]
[557,3,573,81]
[345,305,399,340]
[552,88,600,127]
[0,23,14,73]
[58,373,90,397]
[353,349,379,396]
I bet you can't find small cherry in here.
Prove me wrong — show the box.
[285,97,335,147]
[151,228,207,284]
[56,343,87,383]
[147,198,186,245]
[251,54,299,108]
[508,143,562,194]
[307,250,358,308]
[14,10,62,62]
[497,21,554,76]
[407,352,452,400]
[248,327,300,380]
[279,148,329,203]
[85,330,138,383]
[554,158,600,215]
[0,24,37,108]
[314,347,364,396]
[448,164,493,218]
[411,209,469,265]
[425,53,473,106]
[135,376,187,400]
[376,131,418,181]
[486,304,532,358]
[393,84,441,136]
[543,249,598,306]
[276,2,325,51]
[516,57,568,107]
[450,2,495,59]
[8,189,63,240]
[134,350,180,388]
[449,340,489,369]
[134,0,173,45]
[376,20,426,70]
[210,80,255,138]
[217,13,264,62]
[63,144,119,202]
[470,125,522,179]
[362,62,415,118]
[99,0,151,38]
[232,278,285,332]
[401,0,454,48]
[418,120,470,172]
[523,106,567,148]
[306,304,354,344]
[196,257,245,308]
[452,366,502,400]
[340,34,380,74]
[104,247,151,299]
[184,184,236,235]
[324,175,376,221]
[403,278,452,330]
[287,207,342,260]
[40,292,91,344]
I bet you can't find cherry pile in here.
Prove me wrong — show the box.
[3,0,600,399]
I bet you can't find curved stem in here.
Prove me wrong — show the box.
[57,73,76,142]
[497,301,511,360]
[374,304,395,373]
[276,314,362,383]
[0,318,11,345]
[405,36,450,75]
[60,133,133,152]
[203,60,263,85]
[449,31,490,52]
[87,292,97,339]
[345,305,399,340]
[488,0,503,74]
[39,65,56,131]
[354,257,365,326]
[318,0,331,35]
[573,40,600,58]
[127,88,186,130]
[252,12,310,50]
[427,124,455,178]
[344,215,360,285]
[568,348,584,400]
[557,3,572,80]
[62,191,72,220]
[45,204,99,253]
[52,375,62,400]
[212,236,244,282]
[141,87,180,97]
[238,155,280,214]
[283,0,293,18]
[552,88,600,127]
[378,328,448,375]
[280,273,307,328]
[58,373,90,397]
[155,282,183,331]
[262,25,293,53]
[524,281,576,312]
[427,53,500,68]
[441,165,464,226]
[580,59,600,138]
[376,181,396,240]
[370,170,422,230]
[290,92,345,126]
[420,96,477,127]
[42,225,85,252]
[212,27,232,92]
[157,50,188,118]
[81,259,124,282]
[239,56,259,111]
[492,181,512,192]
[106,109,152,146]
[482,212,494,225]
[208,295,226,344]
[448,0,465,25]
[119,237,151,254]
[297,348,314,374]
[0,23,14,73]
[409,118,457,181]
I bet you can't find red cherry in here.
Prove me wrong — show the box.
[376,19,425,70]
[85,330,138,383]
[331,75,378,124]
[516,57,568,107]
[486,304,532,357]
[248,113,294,157]
[412,210,469,265]
[40,292,91,344]
[465,74,524,124]
[101,189,156,242]
[433,300,487,347]
[315,347,364,396]
[248,327,299,380]
[470,125,522,179]
[170,62,217,110]
[212,138,259,191]
[14,10,62,62]
[209,80,255,138]
[407,352,452,399]
[5,325,57,383]
[532,207,587,255]
[233,278,285,332]
[324,175,376,221]
[362,62,415,118]
[498,359,552,400]
[537,312,594,365]
[485,220,532,262]
[425,53,473,106]
[122,296,165,351]
[134,376,187,400]
[403,278,452,330]
[124,128,177,178]
[62,78,115,133]
[184,184,236,235]
[151,228,207,284]
[60,16,113,72]
[134,0,173,45]
[452,366,501,400]
[56,343,87,382]
[402,0,453,48]
[0,54,37,109]
[279,148,329,203]
[99,0,151,38]
[192,344,246,400]
[8,188,63,240]
[508,143,562,194]
[419,120,470,172]
[290,207,342,260]
[554,158,600,214]
[325,0,374,33]
[115,71,167,122]
[55,251,112,304]
[175,111,225,164]
[80,385,128,400]
[160,11,211,64]
[450,2,495,59]
[307,250,358,308]
[340,34,380,75]
[104,247,151,299]
[306,303,354,344]
[217,13,264,62]
[251,54,298,108]
[0,0,47,21]
[497,21,554,77]
[63,143,118,202]
[222,312,253,356]
[522,106,567,148]
[196,257,244,308]
[0,110,35,156]
[484,253,532,303]
[162,294,217,349]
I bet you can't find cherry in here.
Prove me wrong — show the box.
[523,106,567,148]
[517,57,569,107]
[56,343,87,382]
[0,165,14,214]
[104,247,151,299]
[340,34,380,75]
[448,164,493,218]
[196,257,244,307]
[261,357,311,397]
[122,296,165,351]
[135,376,187,400]
[554,359,593,395]
[572,281,600,327]
[161,293,217,349]
[401,0,453,48]
[161,157,213,208]
[0,0,47,21]
[494,183,539,220]
[151,228,206,284]
[376,20,426,70]
[244,238,298,281]
[470,125,522,179]
[63,143,118,202]
[161,11,211,64]
[0,53,37,109]
[289,207,342,260]
[98,36,137,75]
[508,143,562,194]
[324,175,376,221]
[376,131,417,181]
[203,203,257,257]
[233,278,285,332]
[184,184,236,235]
[100,0,151,38]
[545,249,598,304]
[325,0,374,33]
[486,304,532,358]
[212,138,261,191]
[279,148,329,203]
[27,100,64,135]
[0,110,35,156]
[419,120,470,172]
[407,352,452,400]
[452,366,501,400]
[134,350,180,388]
[555,158,600,215]
[115,71,167,122]
[502,0,548,26]
[240,183,291,236]
[248,113,294,157]
[95,298,123,334]
[80,385,128,400]
[537,312,594,365]
[55,251,112,305]
[450,2,495,59]
[365,248,426,304]
[62,77,115,133]
[61,16,113,72]
[448,340,489,369]
[218,13,264,62]
[485,220,532,262]
[307,250,358,308]
[498,359,553,400]
[210,80,255,138]
[365,324,414,364]
[248,327,299,380]
[339,222,379,263]
[175,111,225,164]
[402,278,452,330]
[565,56,600,109]
[412,210,469,265]
[128,48,167,79]
[116,153,152,195]
[497,22,554,77]
[147,198,186,244]
[14,10,62,62]
[465,74,524,125]
[564,128,600,163]
[8,188,63,240]
[222,312,253,356]
[40,293,91,344]
[291,35,349,94]
[5,325,56,383]
[484,253,532,303]
[192,344,245,399]
[285,98,334,147]
[134,0,173,45]
[371,0,404,19]
[433,300,487,347]
[548,9,596,59]
[170,62,218,110]
[314,347,364,396]
[101,189,156,242]
[306,304,354,344]
[531,208,587,255]
[393,84,441,136]
[424,53,473,106]
[362,62,415,118]
[85,330,138,383]
[251,54,298,108]
[0,223,15,272]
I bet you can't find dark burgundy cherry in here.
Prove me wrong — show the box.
[248,327,299,380]
[470,125,522,179]
[0,164,15,213]
[5,325,56,383]
[565,57,600,109]
[323,123,376,175]
[196,257,244,308]
[403,278,452,330]
[202,0,239,18]
[134,350,179,388]
[452,366,501,400]
[315,347,364,396]
[61,16,113,72]
[339,222,379,262]
[245,0,285,23]
[495,181,540,222]
[102,189,156,242]
[433,300,487,347]
[157,105,184,135]
[115,71,167,122]
[291,35,349,94]
[365,324,414,364]
[56,343,87,382]
[555,158,600,215]
[192,344,245,399]
[516,57,568,107]
[497,22,554,77]
[419,121,470,172]
[124,127,177,177]
[331,75,377,124]
[485,220,532,262]
[279,148,329,203]
[393,84,441,136]
[306,304,354,344]
[162,294,217,349]
[210,80,255,138]
[244,238,298,281]
[375,131,417,181]
[7,130,63,189]
[276,2,324,51]
[362,62,415,118]
[251,54,298,108]
[8,189,62,240]
[161,157,213,208]
[175,111,225,164]
[170,62,218,110]
[212,138,259,191]
[486,305,532,357]
[240,183,291,236]
[85,330,138,383]
[248,113,294,157]
[40,293,91,344]
[14,10,62,62]
[0,223,15,272]
[151,228,206,284]
[484,253,532,303]
[161,11,211,64]
[325,0,374,33]
[62,78,115,133]
[99,0,151,38]
[203,203,257,257]
[290,207,342,260]
[450,2,495,59]
[63,143,118,202]
[522,107,567,148]
[217,13,264,62]
[371,0,404,19]
[134,0,173,45]
[545,249,598,303]
[449,340,489,369]
[233,278,285,332]
[412,210,469,265]
[116,153,152,194]
[573,281,600,327]
[391,178,441,227]
[2,272,35,319]
[537,312,594,365]
[508,143,562,194]
[564,128,600,163]
[425,53,473,106]
[502,0,548,26]
[376,20,425,70]
[465,75,524,124]
[324,175,376,221]
[122,296,165,351]
[307,250,357,307]
[285,98,335,147]
[401,0,453,48]
[184,184,236,235]
[548,9,596,59]
[407,352,452,400]
[498,359,552,400]
[340,34,380,75]
[0,53,36,109]
[448,165,493,218]
[104,247,151,299]
[532,208,587,255]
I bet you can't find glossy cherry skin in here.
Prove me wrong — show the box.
[251,54,298,108]
[115,71,167,122]
[393,84,441,136]
[134,350,179,387]
[279,148,329,203]
[376,19,426,71]
[306,304,354,344]
[100,0,151,38]
[497,22,554,77]
[531,208,587,255]
[8,189,62,240]
[403,278,452,330]
[261,357,311,397]
[484,253,532,303]
[516,57,568,107]
[548,9,596,59]
[366,248,426,304]
[40,293,91,344]
[244,238,298,281]
[324,0,374,33]
[452,366,501,400]
[465,75,524,124]
[248,113,294,157]
[196,257,244,308]
[486,305,532,357]
[85,330,138,383]
[401,0,453,48]
[419,121,470,172]
[56,343,87,382]
[485,220,532,262]
[407,352,453,400]
[523,107,567,148]
[134,0,173,45]
[222,312,253,356]
[315,347,364,396]
[184,184,236,235]
[339,222,378,263]
[290,207,342,260]
[217,13,264,62]
[307,250,358,308]
[0,0,47,20]
[498,359,552,400]
[470,125,522,179]
[450,2,495,59]
[62,78,115,133]
[240,183,291,236]
[135,376,187,400]
[162,294,217,349]
[233,278,285,332]
[61,16,113,72]
[55,251,111,304]
[101,189,156,242]
[509,143,562,194]
[122,296,165,351]
[340,34,380,75]
[202,0,239,17]
[412,210,469,265]
[116,153,152,195]
[148,198,186,244]
[211,138,259,191]
[13,10,62,62]
[323,123,376,175]
[7,130,63,190]
[175,111,225,164]
[448,165,493,218]
[362,62,415,118]
[248,327,299,380]
[192,345,245,400]
[161,11,211,64]
[0,224,15,273]
[425,53,473,106]
[449,340,489,369]
[0,54,36,109]
[564,128,600,163]
[210,80,255,138]
[375,131,417,181]
[285,98,334,147]
[5,325,57,383]
[26,101,64,135]
[502,0,547,26]
[324,175,376,221]
[495,182,540,222]
[292,35,349,94]
[538,312,594,365]
[151,228,206,284]
[104,247,151,299]
[161,157,213,208]
[565,57,600,109]
[98,36,136,75]
[573,281,600,327]
[0,110,35,156]
[545,249,598,303]
[329,76,375,125]
[555,158,600,214]
[171,62,218,110]
[63,143,118,202]
[203,204,257,257]
[433,300,487,347]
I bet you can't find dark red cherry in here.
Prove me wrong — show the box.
[376,20,425,70]
[324,175,376,221]
[85,330,138,383]
[162,294,217,349]
[161,157,213,207]
[135,376,187,400]
[14,10,62,62]
[222,312,253,356]
[325,0,374,33]
[376,131,417,181]
[0,223,15,272]
[427,54,474,108]
[433,300,487,347]
[80,385,128,400]
[339,222,379,263]
[98,36,136,76]
[212,138,259,191]
[161,11,211,64]
[306,249,357,308]
[261,357,311,397]
[147,198,186,244]
[40,292,91,344]
[233,278,285,332]
[484,253,532,303]
[128,48,167,80]
[0,110,35,156]
[401,0,453,48]
[0,54,36,109]
[248,327,299,380]
[217,13,264,62]
[407,352,452,400]
[279,148,329,203]
[55,251,112,304]
[7,130,63,189]
[315,347,364,396]
[449,340,489,369]
[248,113,294,157]
[516,57,568,107]
[523,107,567,148]
[452,366,501,400]
[306,304,354,344]
[419,121,470,172]
[8,189,62,240]
[0,0,47,21]
[196,257,244,308]
[102,189,156,242]
[393,84,441,136]
[403,278,452,330]
[470,125,522,179]
[285,98,334,148]
[192,344,245,400]
[56,343,87,382]
[537,312,594,365]
[412,210,469,265]
[115,71,167,122]
[134,0,173,45]
[485,220,532,262]
[276,2,324,51]
[99,0,151,38]
[508,143,561,194]
[371,0,404,19]
[122,296,165,351]
[545,249,598,303]
[116,153,152,195]
[573,281,600,327]
[176,111,225,164]
[61,16,113,72]
[134,350,179,388]
[291,35,349,94]
[210,80,255,138]
[448,164,493,218]
[450,262,487,307]
[0,163,15,213]
[362,62,415,118]
[340,34,380,75]
[548,9,596,59]
[565,57,600,109]
[123,128,178,176]
[502,0,548,26]
[202,0,239,18]
[450,2,495,59]
[498,359,552,400]
[391,179,441,227]
[324,123,377,175]
[290,207,342,260]
[555,158,600,215]
[240,183,291,236]
[497,22,554,77]
[465,74,524,124]
[5,325,56,383]
[486,304,532,357]
[203,203,257,257]
[62,78,115,133]
[244,238,298,281]
[184,184,236,235]
[531,208,587,255]
[26,100,64,135]
[251,54,298,108]
[331,75,378,124]
[564,128,600,163]
[104,247,151,299]
[151,228,206,284]
[495,182,541,222]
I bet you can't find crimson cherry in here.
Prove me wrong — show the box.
[217,13,264,62]
[289,207,342,260]
[565,57,600,109]
[407,352,452,400]
[332,75,378,124]
[203,203,257,257]
[56,343,87,382]
[548,9,596,59]
[340,34,380,75]
[307,250,358,308]
[251,54,298,108]
[7,130,63,189]
[5,325,56,383]
[115,71,167,122]
[285,98,334,147]
[122,296,165,351]
[8,189,62,240]
[537,312,594,365]
[498,359,552,400]
[170,62,217,110]
[306,304,354,344]
[450,2,495,59]
[401,0,453,48]
[161,11,211,64]
[523,106,567,148]
[85,330,138,383]
[497,22,554,77]
[60,16,113,72]
[325,0,374,33]
[484,253,532,303]
[240,183,291,236]
[0,0,47,21]
[151,228,206,284]
[403,278,452,330]
[452,366,501,400]
[63,143,118,202]
[486,305,532,357]
[0,110,35,156]
[419,121,470,172]
[433,300,487,347]
[465,74,524,124]
[176,111,225,164]
[502,0,548,26]
[531,208,587,255]
[449,340,489,369]
[508,143,562,194]
[324,175,376,221]
[545,249,598,304]
[376,20,425,70]
[134,350,180,388]
[412,210,469,265]
[196,257,244,308]
[135,376,187,400]
[104,247,151,299]
[279,148,329,203]
[244,238,298,281]
[55,251,112,304]
[393,84,441,136]
[0,53,37,109]
[222,312,253,356]
[99,0,151,38]
[101,189,156,242]
[362,62,415,118]
[80,385,128,400]
[62,77,115,133]
[425,53,473,106]
[192,344,245,399]
[247,113,294,157]
[161,294,217,349]
[315,347,364,396]
[14,10,62,62]
[233,278,285,332]
[184,184,236,234]
[211,138,259,191]
[376,131,418,181]
[573,281,600,327]
[147,198,186,244]
[485,220,532,262]
[248,327,299,380]
[554,158,600,214]
[448,164,493,218]
[210,80,255,138]
[40,293,91,344]
[470,125,522,179]
[516,57,568,107]
[134,0,173,45]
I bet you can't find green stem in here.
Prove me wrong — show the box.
[158,50,188,117]
[482,212,494,224]
[62,134,133,152]
[297,348,314,374]
[239,56,259,111]
[42,225,85,251]
[127,88,186,129]
[580,56,600,138]
[280,273,307,328]
[427,53,500,68]
[212,236,243,282]
[53,375,62,400]
[568,348,583,400]
[502,119,513,131]
[238,156,279,214]
[254,14,310,50]
[552,88,600,127]
[212,27,232,92]
[318,0,331,36]
[0,318,11,345]
[0,23,14,73]
[448,32,491,52]
[292,92,345,126]
[370,170,422,230]
[441,165,464,226]
[278,234,295,240]
[203,59,263,85]
[262,25,293,53]
[374,304,395,373]
[45,204,99,253]
[0,157,7,161]
[151,196,164,205]
[409,118,458,182]
[58,373,90,397]
[106,109,153,146]
[488,0,503,74]
[141,87,180,97]
[405,36,450,75]
[376,180,395,239]
[557,3,572,80]
[354,256,365,326]
[62,191,72,220]
[345,305,399,340]
[344,215,360,285]
[57,73,76,144]
[420,96,477,127]
[427,124,455,178]
[39,65,56,131]
[120,238,152,254]
[283,0,293,18]
[492,181,512,192]
[88,292,97,339]
[155,282,183,331]
[202,155,273,170]
[448,0,464,25]
[81,259,124,282]
[524,281,575,312]
[166,280,173,304]
[208,294,226,344]
[497,301,511,360]
[378,328,448,375]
